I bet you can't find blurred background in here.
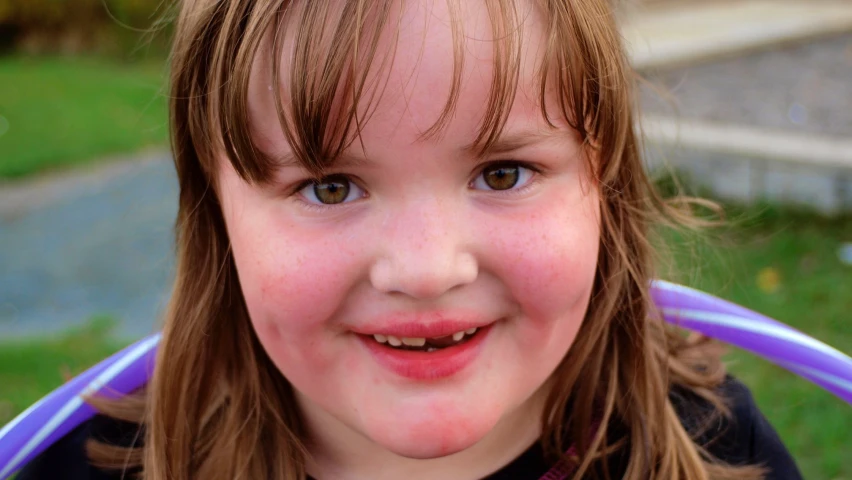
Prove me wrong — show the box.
[0,0,850,477]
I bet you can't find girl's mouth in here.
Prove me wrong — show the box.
[358,325,492,380]
[369,327,479,352]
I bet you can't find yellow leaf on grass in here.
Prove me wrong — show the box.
[756,267,781,294]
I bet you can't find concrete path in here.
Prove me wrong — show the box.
[0,153,176,339]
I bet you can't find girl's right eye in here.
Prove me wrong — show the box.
[298,175,365,206]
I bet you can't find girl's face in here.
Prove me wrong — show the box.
[218,0,600,469]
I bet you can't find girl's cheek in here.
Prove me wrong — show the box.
[247,254,348,375]
[239,235,357,349]
[496,202,599,316]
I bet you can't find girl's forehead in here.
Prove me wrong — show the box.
[246,0,557,157]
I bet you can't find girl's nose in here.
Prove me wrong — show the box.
[369,199,478,300]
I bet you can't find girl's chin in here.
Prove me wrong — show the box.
[367,425,490,460]
[359,407,501,459]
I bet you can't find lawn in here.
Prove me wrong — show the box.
[0,208,850,478]
[661,207,852,478]
[0,318,129,429]
[0,56,168,179]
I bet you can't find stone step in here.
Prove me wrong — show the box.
[642,115,852,214]
[643,115,852,170]
[622,0,852,69]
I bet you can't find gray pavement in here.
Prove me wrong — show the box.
[0,155,176,339]
[641,33,852,137]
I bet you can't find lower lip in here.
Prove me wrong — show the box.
[358,326,492,380]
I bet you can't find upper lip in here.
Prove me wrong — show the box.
[352,313,493,338]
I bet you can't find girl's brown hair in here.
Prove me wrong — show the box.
[91,0,767,478]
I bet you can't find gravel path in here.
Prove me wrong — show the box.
[0,155,176,339]
[640,33,852,137]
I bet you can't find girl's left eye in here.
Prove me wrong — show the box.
[298,175,366,205]
[471,163,535,191]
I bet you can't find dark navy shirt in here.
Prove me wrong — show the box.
[16,377,803,479]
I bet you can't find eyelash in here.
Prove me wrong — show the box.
[470,161,541,196]
[291,175,367,213]
[291,160,541,211]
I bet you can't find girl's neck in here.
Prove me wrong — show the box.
[301,386,550,480]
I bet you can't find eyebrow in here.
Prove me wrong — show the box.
[462,129,563,157]
[270,150,373,170]
[269,129,564,169]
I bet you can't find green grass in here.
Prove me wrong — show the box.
[0,207,849,478]
[661,206,852,478]
[0,317,130,428]
[0,56,168,179]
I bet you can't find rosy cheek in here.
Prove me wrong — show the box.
[252,297,340,383]
[487,200,599,360]
[239,239,356,368]
[245,235,347,322]
[505,224,595,304]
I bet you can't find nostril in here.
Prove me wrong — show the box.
[368,257,397,294]
[455,252,479,285]
[368,252,479,299]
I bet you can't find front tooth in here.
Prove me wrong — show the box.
[387,335,402,347]
[402,337,426,347]
[373,334,387,343]
[465,328,477,335]
[452,331,465,341]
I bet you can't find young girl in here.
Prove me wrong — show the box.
[19,0,802,478]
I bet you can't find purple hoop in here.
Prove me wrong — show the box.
[1,281,850,478]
